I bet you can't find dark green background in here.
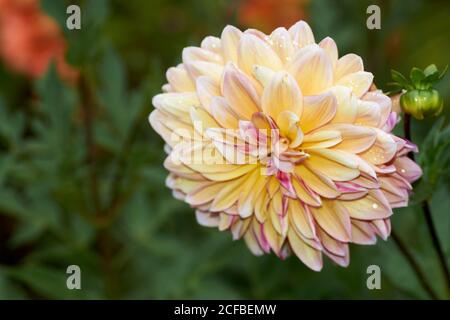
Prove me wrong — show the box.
[0,0,449,299]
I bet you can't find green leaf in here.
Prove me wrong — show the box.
[410,67,426,88]
[4,264,86,299]
[0,269,26,299]
[438,64,448,80]
[96,47,145,148]
[385,82,403,96]
[0,187,28,218]
[391,69,410,88]
[9,223,45,248]
[418,118,450,189]
[423,64,438,76]
[423,65,447,85]
[0,97,25,148]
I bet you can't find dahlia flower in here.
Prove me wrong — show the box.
[149,20,422,271]
[0,0,78,81]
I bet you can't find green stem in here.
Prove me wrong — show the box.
[80,73,101,214]
[391,231,438,299]
[403,113,450,297]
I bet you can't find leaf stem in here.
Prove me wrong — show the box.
[421,200,450,296]
[391,230,439,300]
[80,74,101,214]
[403,113,450,296]
[403,113,412,145]
[391,231,438,299]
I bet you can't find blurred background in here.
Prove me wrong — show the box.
[0,0,449,299]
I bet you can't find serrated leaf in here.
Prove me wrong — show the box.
[4,265,86,299]
[418,118,450,189]
[0,98,25,146]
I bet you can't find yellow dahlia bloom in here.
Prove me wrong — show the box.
[149,21,422,271]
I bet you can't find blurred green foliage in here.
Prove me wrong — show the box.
[0,0,449,299]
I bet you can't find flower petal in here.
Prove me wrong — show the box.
[302,130,342,149]
[152,92,199,123]
[362,90,392,129]
[325,123,377,153]
[292,177,322,207]
[310,200,351,242]
[270,27,295,63]
[262,71,303,119]
[360,129,397,165]
[222,63,260,119]
[319,37,338,69]
[394,156,422,183]
[221,25,242,64]
[351,220,377,245]
[210,172,252,211]
[196,210,220,227]
[201,36,222,55]
[244,230,264,256]
[166,64,196,92]
[318,227,347,256]
[210,96,239,128]
[301,92,337,133]
[253,64,276,87]
[185,61,223,82]
[238,34,282,75]
[288,228,323,271]
[372,219,391,240]
[182,46,223,64]
[196,76,220,113]
[329,85,358,124]
[295,165,341,199]
[344,190,392,220]
[287,45,333,95]
[187,182,225,206]
[288,199,317,239]
[336,71,373,98]
[306,149,360,182]
[335,53,364,80]
[238,169,267,218]
[355,99,381,127]
[288,21,315,48]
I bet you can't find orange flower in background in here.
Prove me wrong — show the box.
[0,0,78,81]
[237,0,309,33]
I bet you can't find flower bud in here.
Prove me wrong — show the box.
[400,89,443,120]
[390,64,447,120]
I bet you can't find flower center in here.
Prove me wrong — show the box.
[240,112,308,176]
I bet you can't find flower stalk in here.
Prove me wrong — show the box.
[403,112,450,297]
[391,230,438,299]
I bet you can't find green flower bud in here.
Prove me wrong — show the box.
[389,64,447,120]
[400,89,443,120]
